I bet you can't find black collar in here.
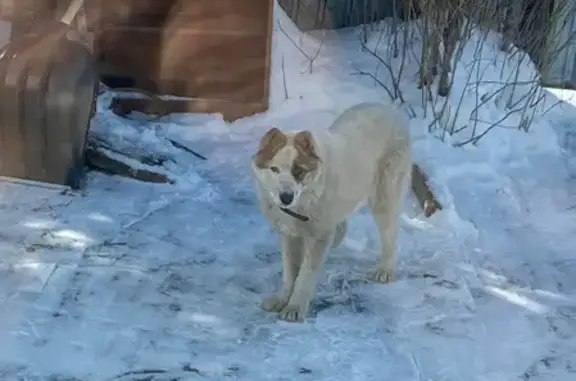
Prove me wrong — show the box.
[280,207,310,222]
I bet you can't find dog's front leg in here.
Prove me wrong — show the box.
[261,234,303,312]
[278,232,331,322]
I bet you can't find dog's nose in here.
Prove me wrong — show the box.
[279,192,294,206]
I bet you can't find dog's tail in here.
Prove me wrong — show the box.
[331,219,348,248]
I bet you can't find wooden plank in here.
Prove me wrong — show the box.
[159,31,268,102]
[85,145,174,184]
[0,176,69,190]
[94,0,270,35]
[169,0,270,35]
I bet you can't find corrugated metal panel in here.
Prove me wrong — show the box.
[573,43,576,85]
[278,0,409,31]
[541,1,576,88]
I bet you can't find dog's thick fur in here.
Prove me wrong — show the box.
[251,102,412,322]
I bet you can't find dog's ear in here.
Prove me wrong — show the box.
[253,127,287,167]
[258,127,285,150]
[294,130,321,167]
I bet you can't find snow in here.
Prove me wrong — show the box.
[1,3,576,380]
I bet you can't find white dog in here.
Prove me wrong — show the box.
[251,102,412,322]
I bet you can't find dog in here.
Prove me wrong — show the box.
[251,102,412,322]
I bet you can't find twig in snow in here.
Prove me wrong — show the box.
[106,369,166,380]
[306,31,325,74]
[351,69,396,101]
[282,54,289,100]
[276,20,311,60]
[453,106,524,147]
[541,99,564,117]
[276,19,323,73]
[359,38,405,102]
[167,138,208,160]
[121,198,178,231]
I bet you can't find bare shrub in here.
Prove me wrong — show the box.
[357,0,575,145]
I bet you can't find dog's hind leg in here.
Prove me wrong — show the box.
[261,234,304,312]
[368,146,411,283]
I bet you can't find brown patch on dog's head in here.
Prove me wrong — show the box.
[291,130,321,182]
[253,128,322,183]
[253,127,287,168]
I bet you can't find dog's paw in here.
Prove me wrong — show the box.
[371,267,395,283]
[278,303,308,322]
[261,293,290,312]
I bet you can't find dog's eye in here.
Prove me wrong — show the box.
[291,164,305,179]
[270,166,280,173]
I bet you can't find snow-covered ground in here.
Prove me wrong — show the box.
[1,3,575,380]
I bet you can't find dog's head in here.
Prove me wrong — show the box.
[252,127,322,208]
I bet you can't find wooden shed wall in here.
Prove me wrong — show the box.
[92,0,273,120]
